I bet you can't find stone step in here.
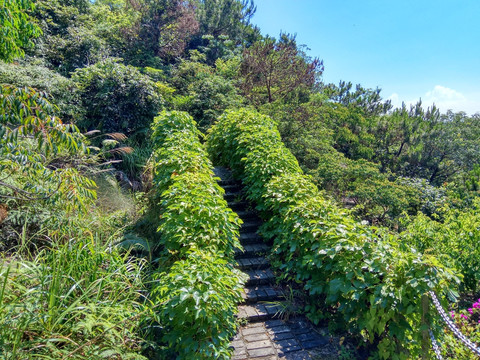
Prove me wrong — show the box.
[246,268,275,286]
[235,209,258,221]
[216,166,332,359]
[237,303,284,322]
[237,256,269,271]
[239,232,263,245]
[235,243,269,259]
[241,285,283,304]
[218,178,241,187]
[231,319,331,359]
[240,220,262,233]
[222,183,242,192]
[229,200,249,212]
[224,191,243,202]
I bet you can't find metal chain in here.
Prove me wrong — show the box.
[429,329,444,360]
[429,291,480,357]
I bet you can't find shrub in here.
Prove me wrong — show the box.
[0,61,83,122]
[206,108,459,359]
[402,201,480,293]
[0,85,96,215]
[169,58,244,131]
[149,111,245,359]
[444,299,480,359]
[72,58,164,136]
[396,176,447,218]
[0,0,41,62]
[150,110,210,194]
[307,150,422,226]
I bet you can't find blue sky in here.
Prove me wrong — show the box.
[251,0,480,114]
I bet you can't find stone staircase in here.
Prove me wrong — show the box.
[215,168,330,360]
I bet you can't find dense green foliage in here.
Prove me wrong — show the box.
[0,4,154,358]
[207,108,459,359]
[0,86,96,219]
[258,81,480,228]
[0,60,82,122]
[31,0,138,73]
[0,0,41,61]
[0,161,153,359]
[240,34,323,104]
[72,59,165,135]
[402,202,480,293]
[170,55,244,131]
[149,111,246,359]
[1,0,480,357]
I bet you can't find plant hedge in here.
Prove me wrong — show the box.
[206,108,459,359]
[150,111,246,359]
[402,202,480,293]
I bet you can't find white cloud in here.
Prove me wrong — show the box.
[387,92,400,105]
[425,85,466,102]
[388,86,480,115]
[424,85,467,111]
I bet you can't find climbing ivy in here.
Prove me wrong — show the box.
[151,250,245,359]
[150,110,246,359]
[206,108,460,359]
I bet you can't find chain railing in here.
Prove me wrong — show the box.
[424,291,480,359]
[429,329,443,360]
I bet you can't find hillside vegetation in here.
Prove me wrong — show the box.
[1,0,479,359]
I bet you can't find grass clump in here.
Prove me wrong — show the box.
[0,237,150,359]
[0,168,156,359]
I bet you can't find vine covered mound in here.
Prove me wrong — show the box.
[150,111,246,359]
[207,108,459,359]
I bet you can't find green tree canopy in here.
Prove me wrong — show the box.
[72,58,165,135]
[240,34,323,105]
[0,0,41,62]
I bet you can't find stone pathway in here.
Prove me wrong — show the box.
[215,168,331,360]
[231,319,330,360]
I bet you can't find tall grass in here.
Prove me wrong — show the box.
[0,236,152,359]
[0,150,165,359]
